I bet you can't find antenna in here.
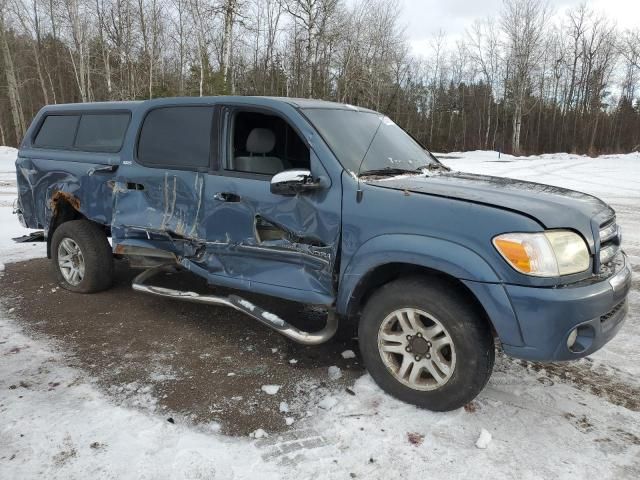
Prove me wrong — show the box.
[355,116,384,203]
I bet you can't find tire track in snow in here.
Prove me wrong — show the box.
[511,356,640,412]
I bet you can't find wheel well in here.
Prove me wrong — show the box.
[47,198,86,258]
[347,263,496,334]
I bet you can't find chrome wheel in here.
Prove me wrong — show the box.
[377,308,456,391]
[57,238,85,286]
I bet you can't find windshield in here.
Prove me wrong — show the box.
[302,109,440,175]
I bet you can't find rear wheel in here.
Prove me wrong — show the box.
[358,276,494,411]
[51,220,114,293]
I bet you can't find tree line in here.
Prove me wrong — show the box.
[1,0,639,154]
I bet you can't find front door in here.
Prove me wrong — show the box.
[197,106,342,305]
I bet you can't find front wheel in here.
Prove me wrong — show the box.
[51,220,114,293]
[358,276,495,411]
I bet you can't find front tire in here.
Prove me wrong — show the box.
[51,220,114,293]
[358,276,495,411]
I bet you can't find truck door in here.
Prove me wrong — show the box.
[197,106,342,305]
[111,105,215,257]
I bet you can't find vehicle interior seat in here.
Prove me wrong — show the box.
[234,128,286,175]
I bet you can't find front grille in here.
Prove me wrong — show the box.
[598,218,621,271]
[600,300,625,324]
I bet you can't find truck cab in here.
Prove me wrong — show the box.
[14,97,632,411]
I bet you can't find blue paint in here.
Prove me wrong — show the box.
[15,96,631,361]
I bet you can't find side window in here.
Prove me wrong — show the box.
[228,111,310,176]
[34,115,79,148]
[138,106,214,169]
[75,114,130,152]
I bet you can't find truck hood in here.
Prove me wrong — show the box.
[367,171,615,252]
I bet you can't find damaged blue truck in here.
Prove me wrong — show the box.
[14,96,631,411]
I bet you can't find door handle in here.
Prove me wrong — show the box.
[214,192,241,202]
[125,182,145,190]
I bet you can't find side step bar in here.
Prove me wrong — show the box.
[132,267,338,345]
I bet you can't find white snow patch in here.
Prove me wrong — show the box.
[237,299,256,311]
[328,365,342,380]
[285,417,295,426]
[341,350,356,359]
[317,396,339,410]
[475,429,493,449]
[251,428,268,439]
[261,311,285,326]
[261,384,281,395]
[279,401,289,413]
[288,358,298,364]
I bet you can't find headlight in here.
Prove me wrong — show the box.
[493,230,590,277]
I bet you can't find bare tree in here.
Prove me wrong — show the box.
[0,0,26,141]
[1,0,640,153]
[501,0,548,154]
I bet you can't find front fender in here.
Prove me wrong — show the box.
[337,234,524,346]
[336,233,500,314]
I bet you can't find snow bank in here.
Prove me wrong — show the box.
[0,146,18,165]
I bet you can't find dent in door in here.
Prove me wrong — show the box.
[112,170,205,256]
[197,190,338,295]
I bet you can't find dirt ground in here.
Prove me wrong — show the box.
[1,258,363,436]
[3,257,639,441]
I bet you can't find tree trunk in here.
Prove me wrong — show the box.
[0,13,26,144]
[221,0,235,92]
[512,101,522,154]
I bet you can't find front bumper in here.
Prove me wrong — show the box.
[501,252,631,361]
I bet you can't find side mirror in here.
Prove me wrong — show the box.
[270,169,321,195]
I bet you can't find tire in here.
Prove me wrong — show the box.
[358,276,495,411]
[51,219,114,293]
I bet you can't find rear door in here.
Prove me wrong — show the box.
[197,104,342,305]
[111,104,215,256]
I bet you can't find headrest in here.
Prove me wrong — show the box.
[246,128,276,154]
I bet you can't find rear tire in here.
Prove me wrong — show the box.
[51,220,114,293]
[358,276,495,411]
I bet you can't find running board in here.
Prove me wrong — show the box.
[132,267,338,345]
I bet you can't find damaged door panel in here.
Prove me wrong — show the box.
[16,152,119,243]
[111,169,206,256]
[197,175,340,304]
[193,106,341,305]
[110,105,214,260]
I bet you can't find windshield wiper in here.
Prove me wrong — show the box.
[359,167,421,177]
[415,163,451,172]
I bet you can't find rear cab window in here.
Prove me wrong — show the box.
[33,112,130,152]
[75,114,130,151]
[33,115,80,149]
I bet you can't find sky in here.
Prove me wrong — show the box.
[400,0,640,57]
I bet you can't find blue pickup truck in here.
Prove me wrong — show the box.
[14,97,631,411]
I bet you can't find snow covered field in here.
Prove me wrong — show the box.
[1,147,639,479]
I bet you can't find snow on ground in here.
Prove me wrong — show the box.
[1,148,639,479]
